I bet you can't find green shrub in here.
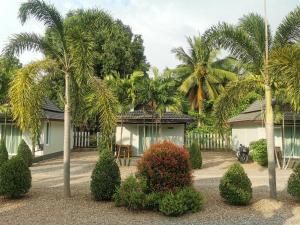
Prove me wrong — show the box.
[0,157,32,198]
[137,141,192,192]
[159,187,203,216]
[249,139,267,166]
[144,192,163,211]
[0,140,8,167]
[287,164,300,201]
[90,150,121,201]
[188,143,202,169]
[113,175,147,210]
[17,140,33,167]
[219,163,252,205]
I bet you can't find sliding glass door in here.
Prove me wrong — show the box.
[138,125,158,155]
[0,124,22,155]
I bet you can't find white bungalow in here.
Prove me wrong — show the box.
[115,108,194,156]
[229,100,300,160]
[0,99,72,157]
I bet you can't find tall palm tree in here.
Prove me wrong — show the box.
[206,6,300,198]
[4,0,115,197]
[172,36,237,126]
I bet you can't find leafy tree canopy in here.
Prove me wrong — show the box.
[44,9,149,79]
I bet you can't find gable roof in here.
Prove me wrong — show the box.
[228,100,300,125]
[118,110,194,124]
[42,99,64,121]
[0,99,64,122]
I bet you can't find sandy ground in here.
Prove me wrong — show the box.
[0,151,300,225]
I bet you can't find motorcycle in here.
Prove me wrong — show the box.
[236,144,249,163]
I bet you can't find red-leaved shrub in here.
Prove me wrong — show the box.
[137,141,192,192]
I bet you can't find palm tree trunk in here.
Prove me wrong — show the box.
[264,0,277,199]
[265,86,277,198]
[64,71,71,198]
[31,137,36,158]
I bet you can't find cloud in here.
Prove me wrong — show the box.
[0,0,299,70]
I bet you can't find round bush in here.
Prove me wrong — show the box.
[137,141,192,192]
[287,164,300,201]
[0,157,32,198]
[159,187,203,216]
[249,139,267,167]
[113,175,147,210]
[219,163,252,205]
[17,140,33,167]
[90,150,121,201]
[188,142,202,169]
[0,140,8,167]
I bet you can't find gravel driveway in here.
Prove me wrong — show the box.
[0,151,299,225]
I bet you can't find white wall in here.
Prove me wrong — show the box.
[231,124,283,150]
[115,123,185,156]
[160,124,185,146]
[116,124,139,155]
[42,120,73,155]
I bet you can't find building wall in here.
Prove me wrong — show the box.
[115,124,139,155]
[115,123,185,156]
[42,120,74,155]
[231,124,283,150]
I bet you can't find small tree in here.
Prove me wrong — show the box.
[17,140,33,167]
[188,142,202,169]
[287,164,300,202]
[0,140,8,167]
[0,157,32,198]
[219,163,252,205]
[90,149,120,201]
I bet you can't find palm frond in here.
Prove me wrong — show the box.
[3,32,60,60]
[8,60,55,139]
[204,22,263,73]
[238,13,272,54]
[19,0,65,45]
[172,46,193,66]
[274,6,300,48]
[85,77,118,139]
[213,75,264,128]
[270,45,300,111]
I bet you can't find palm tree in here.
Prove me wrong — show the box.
[4,0,116,197]
[172,36,237,126]
[206,5,300,198]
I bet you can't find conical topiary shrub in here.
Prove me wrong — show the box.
[0,156,32,198]
[219,163,252,205]
[0,140,8,167]
[90,149,121,201]
[17,140,33,167]
[287,164,300,202]
[188,142,202,169]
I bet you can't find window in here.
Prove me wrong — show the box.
[46,122,50,145]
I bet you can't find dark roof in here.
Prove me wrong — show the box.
[0,99,64,122]
[41,99,64,121]
[228,100,300,125]
[118,110,194,124]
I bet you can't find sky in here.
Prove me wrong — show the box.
[0,0,299,71]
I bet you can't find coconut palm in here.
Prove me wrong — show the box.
[205,5,300,198]
[4,0,116,197]
[172,36,237,126]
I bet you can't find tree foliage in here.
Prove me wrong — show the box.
[45,9,149,79]
[172,36,237,115]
